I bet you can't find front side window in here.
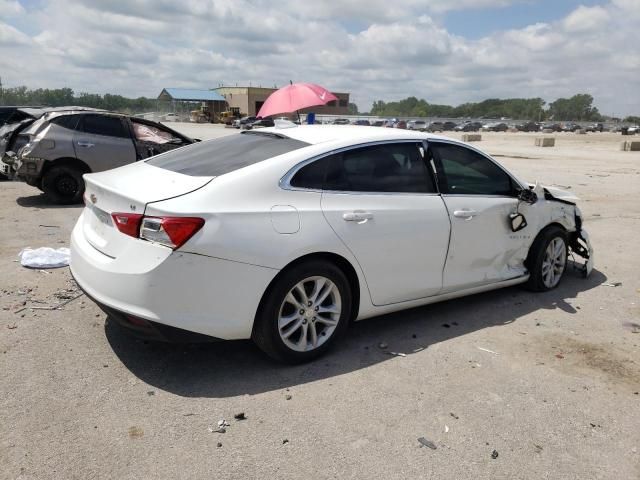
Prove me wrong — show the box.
[50,115,81,131]
[291,143,435,193]
[80,115,128,138]
[429,142,515,196]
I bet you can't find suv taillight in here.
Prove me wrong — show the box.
[111,213,204,250]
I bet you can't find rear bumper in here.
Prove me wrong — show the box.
[70,215,279,340]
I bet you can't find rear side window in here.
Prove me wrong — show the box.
[291,143,435,193]
[50,115,81,131]
[80,115,129,138]
[148,132,310,176]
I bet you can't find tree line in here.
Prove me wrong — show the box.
[369,93,628,122]
[0,86,157,113]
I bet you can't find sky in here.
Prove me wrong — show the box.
[0,0,639,116]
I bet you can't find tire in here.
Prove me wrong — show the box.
[525,226,569,292]
[252,260,352,363]
[41,165,85,204]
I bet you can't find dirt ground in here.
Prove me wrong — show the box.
[1,127,639,480]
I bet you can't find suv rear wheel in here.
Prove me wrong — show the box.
[41,165,85,204]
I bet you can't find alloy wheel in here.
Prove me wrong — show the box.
[278,276,342,352]
[541,237,567,289]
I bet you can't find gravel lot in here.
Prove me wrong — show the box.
[1,127,639,479]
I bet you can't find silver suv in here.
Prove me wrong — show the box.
[12,111,194,204]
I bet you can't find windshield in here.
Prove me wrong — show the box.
[147,131,310,176]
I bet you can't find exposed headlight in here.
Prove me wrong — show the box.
[19,142,35,157]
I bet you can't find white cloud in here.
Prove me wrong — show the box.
[0,0,24,16]
[563,5,610,32]
[0,0,638,116]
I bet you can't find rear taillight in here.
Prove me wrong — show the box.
[111,213,204,250]
[140,216,204,250]
[111,212,143,238]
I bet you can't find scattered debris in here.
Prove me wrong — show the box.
[477,347,500,355]
[442,323,451,328]
[218,419,230,428]
[444,425,449,433]
[285,394,292,401]
[234,412,246,421]
[18,247,70,269]
[602,282,622,287]
[491,449,499,459]
[555,353,565,359]
[14,292,84,313]
[534,444,543,454]
[146,391,155,396]
[38,225,60,228]
[282,439,289,445]
[128,426,144,439]
[378,342,388,349]
[450,413,459,420]
[7,324,17,330]
[217,442,222,448]
[208,426,226,434]
[418,437,437,450]
[386,351,407,357]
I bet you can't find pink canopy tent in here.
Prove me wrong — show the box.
[257,82,338,118]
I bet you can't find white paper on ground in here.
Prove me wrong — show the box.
[18,247,71,269]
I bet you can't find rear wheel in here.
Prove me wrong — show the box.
[525,226,568,291]
[42,165,85,204]
[252,260,351,363]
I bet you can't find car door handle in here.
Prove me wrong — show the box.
[343,211,373,223]
[77,141,95,148]
[453,209,478,219]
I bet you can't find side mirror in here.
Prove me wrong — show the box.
[518,188,538,204]
[509,212,528,232]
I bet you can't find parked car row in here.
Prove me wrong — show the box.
[1,107,195,203]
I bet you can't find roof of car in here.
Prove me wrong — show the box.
[261,124,449,145]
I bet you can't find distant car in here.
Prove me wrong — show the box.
[163,113,180,122]
[407,120,427,131]
[515,122,542,132]
[427,121,457,132]
[371,120,386,127]
[562,123,582,132]
[454,121,483,132]
[332,118,350,125]
[12,111,194,204]
[483,122,508,132]
[541,123,563,132]
[70,125,593,363]
[394,120,407,129]
[233,116,257,129]
[352,119,370,126]
[245,117,275,129]
[584,123,604,133]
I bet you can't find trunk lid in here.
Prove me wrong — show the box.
[82,162,213,257]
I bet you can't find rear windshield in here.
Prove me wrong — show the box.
[147,132,310,176]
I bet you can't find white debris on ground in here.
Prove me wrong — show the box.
[18,247,70,269]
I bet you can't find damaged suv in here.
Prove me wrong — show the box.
[11,111,194,203]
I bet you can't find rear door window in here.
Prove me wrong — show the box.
[80,115,129,138]
[148,131,310,176]
[291,143,435,193]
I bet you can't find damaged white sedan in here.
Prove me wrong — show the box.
[70,125,593,363]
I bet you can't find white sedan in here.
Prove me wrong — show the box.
[70,124,593,363]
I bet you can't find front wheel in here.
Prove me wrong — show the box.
[252,260,352,363]
[525,226,568,291]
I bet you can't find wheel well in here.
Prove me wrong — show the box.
[256,252,361,325]
[42,158,92,177]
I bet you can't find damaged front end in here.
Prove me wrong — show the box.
[533,183,594,277]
